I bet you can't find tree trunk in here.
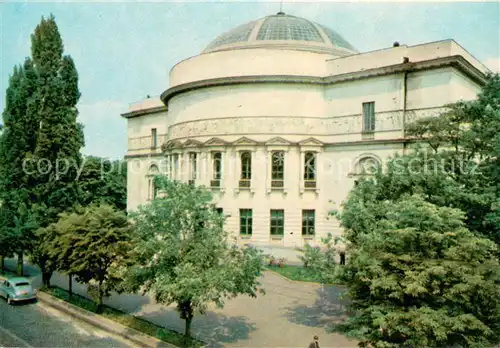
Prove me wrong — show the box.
[39,257,52,288]
[16,253,23,276]
[181,300,194,343]
[0,255,4,274]
[340,252,346,266]
[42,271,52,288]
[184,315,193,339]
[68,274,73,299]
[97,280,103,313]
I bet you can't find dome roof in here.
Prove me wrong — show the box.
[203,12,357,55]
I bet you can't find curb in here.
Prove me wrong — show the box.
[37,291,176,348]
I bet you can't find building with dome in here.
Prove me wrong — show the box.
[122,12,490,249]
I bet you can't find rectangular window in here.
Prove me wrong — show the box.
[302,210,315,236]
[271,151,284,180]
[212,152,222,180]
[304,152,316,181]
[270,209,284,236]
[151,128,157,148]
[239,209,253,235]
[240,152,252,180]
[363,102,375,132]
[189,152,197,180]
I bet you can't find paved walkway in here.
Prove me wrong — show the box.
[252,245,303,265]
[4,259,357,348]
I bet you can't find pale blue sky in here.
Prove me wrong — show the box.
[1,1,499,159]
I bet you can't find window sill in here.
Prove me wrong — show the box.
[267,187,288,194]
[239,235,252,240]
[270,235,284,240]
[210,180,225,192]
[302,236,315,240]
[361,131,375,140]
[234,186,256,194]
[300,187,320,195]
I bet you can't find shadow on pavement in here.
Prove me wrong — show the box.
[283,285,349,329]
[143,309,257,347]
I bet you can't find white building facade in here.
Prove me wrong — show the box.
[123,12,490,248]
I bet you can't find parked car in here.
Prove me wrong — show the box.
[0,276,37,304]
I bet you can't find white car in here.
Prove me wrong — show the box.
[0,276,38,304]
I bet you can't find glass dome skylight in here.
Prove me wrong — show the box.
[203,13,357,55]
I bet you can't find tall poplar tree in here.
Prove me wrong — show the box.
[0,59,39,274]
[29,14,84,225]
[27,15,85,279]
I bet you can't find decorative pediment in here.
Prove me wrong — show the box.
[233,137,258,146]
[298,137,324,146]
[163,140,183,151]
[265,137,291,146]
[183,139,203,148]
[204,137,228,146]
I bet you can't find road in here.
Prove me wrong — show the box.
[0,298,137,348]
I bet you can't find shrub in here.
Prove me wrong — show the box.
[299,244,323,268]
[268,255,276,266]
[277,257,286,268]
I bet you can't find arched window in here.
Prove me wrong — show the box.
[304,152,316,181]
[148,164,159,175]
[147,164,160,199]
[355,157,380,176]
[240,152,252,180]
[212,152,222,180]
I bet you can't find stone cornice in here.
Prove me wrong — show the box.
[125,153,164,159]
[152,136,415,154]
[121,105,167,119]
[160,55,487,107]
[126,137,414,158]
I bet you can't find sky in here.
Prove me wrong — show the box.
[1,1,499,160]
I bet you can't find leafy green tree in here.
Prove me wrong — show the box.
[28,14,84,227]
[404,73,500,245]
[124,178,264,339]
[0,59,39,275]
[77,156,127,211]
[0,209,15,274]
[299,233,342,284]
[335,194,500,347]
[44,204,134,311]
[33,223,59,288]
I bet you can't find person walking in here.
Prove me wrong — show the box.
[308,335,320,348]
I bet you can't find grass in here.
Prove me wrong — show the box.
[43,286,204,348]
[264,264,323,283]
